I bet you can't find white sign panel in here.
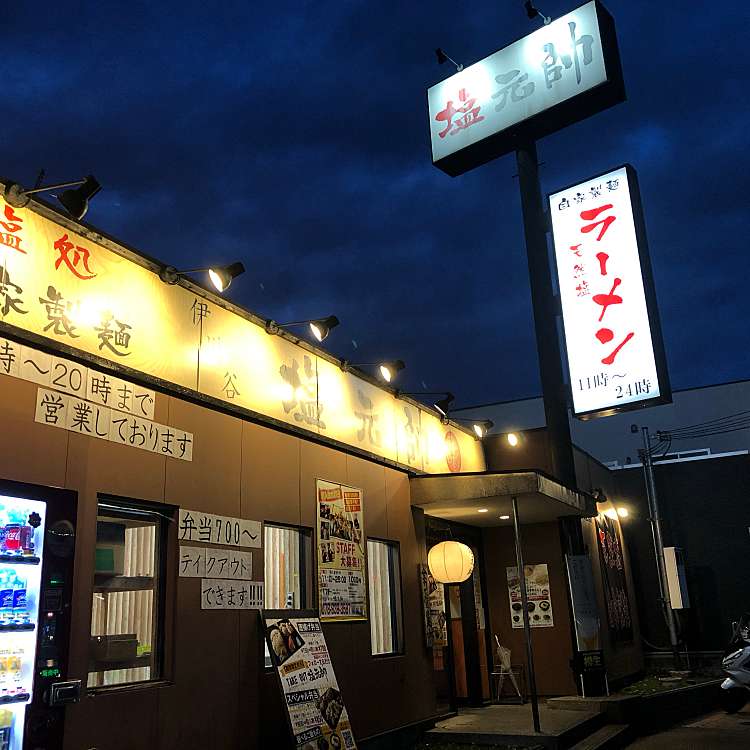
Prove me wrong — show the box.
[200,579,264,610]
[179,546,253,580]
[428,1,611,169]
[549,165,669,417]
[34,386,192,460]
[178,508,261,548]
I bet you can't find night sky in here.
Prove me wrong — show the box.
[4,1,747,408]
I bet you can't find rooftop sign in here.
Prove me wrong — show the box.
[427,1,624,176]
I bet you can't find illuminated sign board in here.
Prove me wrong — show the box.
[548,164,671,419]
[427,1,624,176]
[0,186,485,474]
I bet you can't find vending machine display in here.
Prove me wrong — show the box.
[0,495,46,750]
[0,480,77,750]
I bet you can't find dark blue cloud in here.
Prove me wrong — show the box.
[3,0,747,405]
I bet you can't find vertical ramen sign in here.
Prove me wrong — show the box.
[316,480,366,622]
[549,164,671,418]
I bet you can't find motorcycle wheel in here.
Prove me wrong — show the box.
[719,687,748,714]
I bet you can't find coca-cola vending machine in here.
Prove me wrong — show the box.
[0,479,78,750]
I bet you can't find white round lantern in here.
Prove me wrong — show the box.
[428,541,474,584]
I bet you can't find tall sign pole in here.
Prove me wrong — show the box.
[515,139,578,492]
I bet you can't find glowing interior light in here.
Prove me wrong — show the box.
[477,508,488,513]
[309,323,324,342]
[380,364,392,382]
[507,433,519,447]
[499,515,510,520]
[617,507,629,518]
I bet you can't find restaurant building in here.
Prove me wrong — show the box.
[0,182,642,749]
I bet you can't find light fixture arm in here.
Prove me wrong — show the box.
[444,54,464,72]
[4,179,87,208]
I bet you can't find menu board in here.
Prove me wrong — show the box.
[506,564,554,629]
[420,565,447,647]
[316,480,366,621]
[263,610,357,750]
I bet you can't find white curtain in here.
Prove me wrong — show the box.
[368,540,393,655]
[88,523,156,687]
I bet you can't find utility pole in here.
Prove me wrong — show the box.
[639,425,681,668]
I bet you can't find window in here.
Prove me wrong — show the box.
[263,524,312,666]
[88,498,171,689]
[367,539,403,656]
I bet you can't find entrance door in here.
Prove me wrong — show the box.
[426,519,491,710]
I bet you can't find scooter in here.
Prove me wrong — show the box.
[720,613,750,713]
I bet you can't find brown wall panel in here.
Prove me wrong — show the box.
[0,376,440,749]
[241,421,301,527]
[0,375,68,488]
[482,523,577,697]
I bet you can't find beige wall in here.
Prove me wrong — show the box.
[0,372,436,749]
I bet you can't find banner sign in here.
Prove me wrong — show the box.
[506,564,554,628]
[428,1,624,176]
[316,480,366,621]
[0,189,485,475]
[549,164,671,419]
[565,554,601,651]
[201,579,264,610]
[179,546,253,580]
[420,564,447,647]
[177,508,261,548]
[264,610,357,750]
[595,515,633,643]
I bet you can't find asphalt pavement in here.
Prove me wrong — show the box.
[629,705,750,749]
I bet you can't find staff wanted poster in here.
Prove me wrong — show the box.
[263,610,357,750]
[316,480,366,621]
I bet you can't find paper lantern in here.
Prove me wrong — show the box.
[428,541,474,584]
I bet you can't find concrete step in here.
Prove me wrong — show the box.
[567,723,631,750]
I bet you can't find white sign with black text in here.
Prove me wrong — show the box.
[178,509,261,549]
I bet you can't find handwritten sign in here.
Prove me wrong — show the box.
[0,337,156,418]
[264,610,357,749]
[200,579,264,610]
[34,387,192,460]
[179,546,253,580]
[178,509,261,549]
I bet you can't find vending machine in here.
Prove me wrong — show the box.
[0,480,77,750]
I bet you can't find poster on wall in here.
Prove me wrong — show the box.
[506,564,554,629]
[316,480,366,621]
[595,515,633,643]
[263,609,357,750]
[419,564,447,647]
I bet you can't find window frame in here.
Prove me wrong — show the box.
[366,536,405,658]
[88,494,176,693]
[263,521,314,669]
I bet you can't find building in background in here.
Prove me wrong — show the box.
[456,381,750,656]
